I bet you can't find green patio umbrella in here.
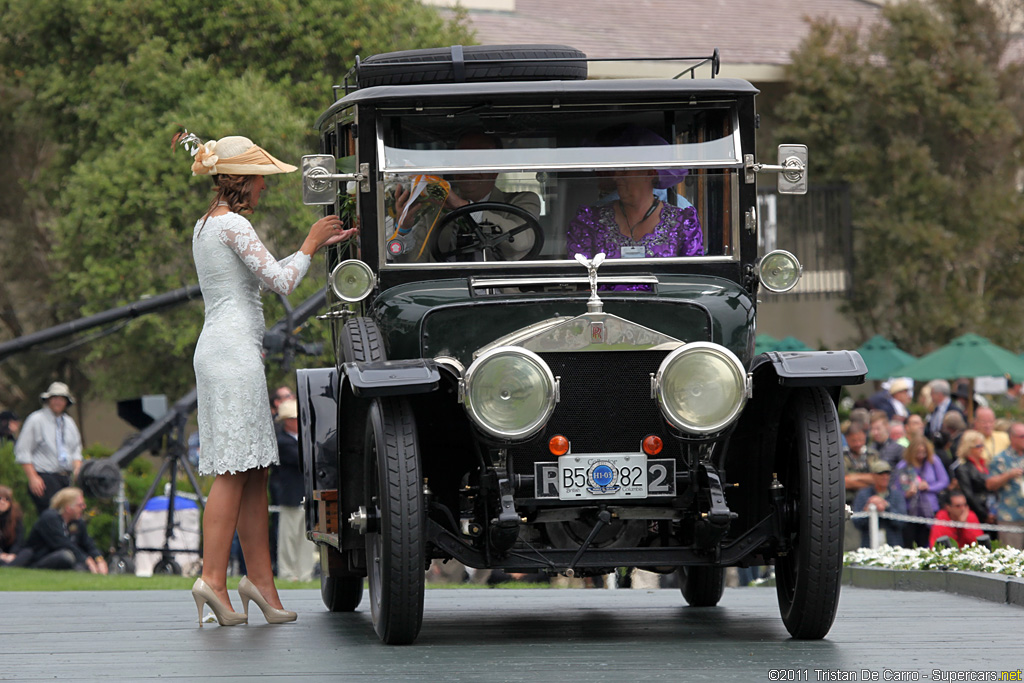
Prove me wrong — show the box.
[771,335,813,352]
[856,334,916,381]
[891,333,1024,384]
[754,333,779,355]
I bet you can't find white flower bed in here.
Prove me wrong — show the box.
[845,544,1024,577]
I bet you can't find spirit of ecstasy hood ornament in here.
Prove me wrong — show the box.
[574,252,606,313]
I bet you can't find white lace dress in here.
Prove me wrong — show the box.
[192,212,311,475]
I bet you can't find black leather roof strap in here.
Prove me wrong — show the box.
[451,44,466,82]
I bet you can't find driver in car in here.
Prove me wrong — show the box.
[393,132,541,261]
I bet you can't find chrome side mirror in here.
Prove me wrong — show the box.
[744,145,808,194]
[301,155,367,205]
[302,155,338,205]
[776,144,808,195]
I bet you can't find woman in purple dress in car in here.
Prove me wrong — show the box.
[566,127,703,290]
[566,169,703,260]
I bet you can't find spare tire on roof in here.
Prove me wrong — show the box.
[356,44,587,88]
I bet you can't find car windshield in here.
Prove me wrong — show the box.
[377,104,741,266]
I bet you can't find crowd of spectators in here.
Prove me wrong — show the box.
[846,378,1024,550]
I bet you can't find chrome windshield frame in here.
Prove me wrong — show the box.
[373,108,744,270]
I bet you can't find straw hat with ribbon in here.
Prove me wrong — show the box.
[173,129,297,176]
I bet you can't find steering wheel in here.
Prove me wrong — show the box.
[429,201,545,262]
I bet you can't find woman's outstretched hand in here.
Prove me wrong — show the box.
[302,215,357,255]
[322,227,358,247]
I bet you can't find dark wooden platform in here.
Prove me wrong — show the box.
[2,586,1021,681]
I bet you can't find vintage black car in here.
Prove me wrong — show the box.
[295,45,866,644]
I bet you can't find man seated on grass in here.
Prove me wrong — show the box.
[22,487,107,573]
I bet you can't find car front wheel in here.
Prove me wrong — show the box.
[774,386,844,639]
[364,396,425,645]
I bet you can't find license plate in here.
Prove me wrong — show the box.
[533,458,676,499]
[557,453,647,500]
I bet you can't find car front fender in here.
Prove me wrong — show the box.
[752,350,866,388]
[341,359,440,397]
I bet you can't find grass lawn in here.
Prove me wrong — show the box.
[0,569,547,591]
[0,569,319,592]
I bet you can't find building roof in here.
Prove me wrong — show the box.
[437,0,884,81]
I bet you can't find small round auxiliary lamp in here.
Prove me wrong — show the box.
[329,259,375,302]
[758,250,802,293]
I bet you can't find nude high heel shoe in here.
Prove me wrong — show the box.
[238,576,297,624]
[192,577,248,627]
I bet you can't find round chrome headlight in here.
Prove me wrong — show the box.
[329,259,374,302]
[463,346,557,440]
[655,342,748,434]
[758,250,802,293]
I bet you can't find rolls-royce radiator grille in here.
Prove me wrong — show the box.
[507,350,671,475]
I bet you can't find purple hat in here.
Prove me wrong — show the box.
[609,125,689,190]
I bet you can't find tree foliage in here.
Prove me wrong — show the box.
[0,0,471,411]
[777,0,1024,355]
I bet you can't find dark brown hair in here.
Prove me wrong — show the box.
[199,173,260,233]
[209,174,259,215]
[0,485,23,549]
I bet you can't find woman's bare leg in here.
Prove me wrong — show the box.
[200,471,248,611]
[235,467,285,609]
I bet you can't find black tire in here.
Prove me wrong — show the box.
[357,44,587,88]
[365,397,425,645]
[152,559,181,575]
[430,201,545,262]
[774,387,844,640]
[339,317,385,363]
[321,572,364,613]
[677,566,726,607]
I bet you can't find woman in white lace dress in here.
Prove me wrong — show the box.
[178,132,354,626]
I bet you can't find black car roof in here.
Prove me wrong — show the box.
[316,78,758,129]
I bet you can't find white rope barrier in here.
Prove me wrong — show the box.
[848,506,1022,533]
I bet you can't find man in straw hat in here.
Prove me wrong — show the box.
[15,382,83,513]
[868,377,912,422]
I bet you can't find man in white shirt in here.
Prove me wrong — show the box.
[15,382,83,513]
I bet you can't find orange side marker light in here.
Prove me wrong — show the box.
[549,435,570,456]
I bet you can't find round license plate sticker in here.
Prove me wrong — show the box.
[587,460,619,493]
